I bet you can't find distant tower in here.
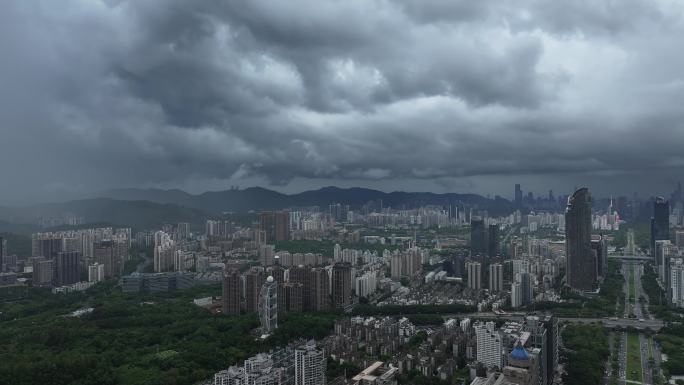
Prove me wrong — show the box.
[565,188,596,291]
[259,276,278,333]
[651,197,670,260]
[515,184,523,207]
[470,217,487,258]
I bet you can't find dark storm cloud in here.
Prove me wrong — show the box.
[1,0,684,203]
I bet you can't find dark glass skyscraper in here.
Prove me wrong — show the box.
[565,188,595,291]
[470,218,487,258]
[515,184,522,207]
[651,197,669,260]
[488,224,499,258]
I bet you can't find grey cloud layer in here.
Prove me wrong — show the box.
[1,0,684,202]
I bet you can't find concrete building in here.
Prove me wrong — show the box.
[651,197,670,260]
[55,251,81,286]
[475,321,503,368]
[467,261,482,290]
[222,268,241,316]
[294,340,326,385]
[332,263,352,308]
[88,263,105,283]
[489,263,503,293]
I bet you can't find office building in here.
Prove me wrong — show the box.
[488,224,499,258]
[515,184,523,207]
[524,315,558,385]
[466,261,482,290]
[489,263,503,293]
[651,197,670,260]
[94,241,123,279]
[475,321,503,368]
[222,268,241,316]
[516,272,533,305]
[258,276,278,333]
[55,251,81,286]
[565,188,596,291]
[332,263,352,308]
[471,218,487,258]
[294,340,326,385]
[591,235,607,278]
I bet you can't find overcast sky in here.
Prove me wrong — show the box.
[2,0,684,204]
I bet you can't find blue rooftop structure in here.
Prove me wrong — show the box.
[510,341,530,361]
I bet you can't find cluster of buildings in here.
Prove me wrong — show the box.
[27,227,131,288]
[213,340,326,385]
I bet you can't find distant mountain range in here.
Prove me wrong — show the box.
[92,186,515,214]
[0,186,516,233]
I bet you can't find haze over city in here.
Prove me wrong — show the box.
[2,2,684,385]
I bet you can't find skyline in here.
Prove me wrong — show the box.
[3,1,684,203]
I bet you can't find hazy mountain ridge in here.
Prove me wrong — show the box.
[94,186,514,214]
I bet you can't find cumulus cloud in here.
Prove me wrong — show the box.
[1,0,684,203]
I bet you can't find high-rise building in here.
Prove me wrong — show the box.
[651,197,670,260]
[94,241,123,279]
[332,263,352,308]
[259,244,276,266]
[258,276,278,333]
[565,188,596,291]
[88,263,104,283]
[32,257,54,287]
[515,184,523,207]
[279,282,303,313]
[524,315,558,385]
[475,321,503,368]
[516,272,533,305]
[488,224,500,258]
[222,268,241,316]
[471,218,487,258]
[55,251,81,286]
[591,235,608,278]
[177,222,190,241]
[626,229,637,255]
[669,258,684,308]
[511,282,522,308]
[466,261,482,290]
[294,340,326,385]
[153,231,175,273]
[676,230,684,249]
[488,263,503,293]
[245,268,265,313]
[310,268,330,311]
[259,211,290,243]
[290,265,312,310]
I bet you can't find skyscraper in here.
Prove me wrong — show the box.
[488,263,503,293]
[488,224,499,258]
[591,235,608,278]
[471,218,487,258]
[259,211,290,243]
[55,251,80,286]
[515,184,523,207]
[466,261,482,290]
[475,321,503,368]
[332,263,352,308]
[258,276,278,333]
[245,268,265,313]
[651,197,670,260]
[94,241,123,279]
[294,340,326,385]
[565,188,596,291]
[289,265,312,310]
[310,267,330,311]
[222,268,241,316]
